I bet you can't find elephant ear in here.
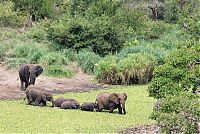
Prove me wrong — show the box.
[108,93,119,104]
[42,94,47,101]
[124,93,127,100]
[35,65,43,77]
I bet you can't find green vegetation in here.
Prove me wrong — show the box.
[44,65,74,78]
[0,85,155,133]
[0,0,200,133]
[77,50,101,74]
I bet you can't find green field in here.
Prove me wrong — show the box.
[0,85,155,133]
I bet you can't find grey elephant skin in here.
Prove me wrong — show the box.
[54,97,77,107]
[96,92,127,114]
[19,64,43,91]
[80,102,97,112]
[25,85,54,107]
[60,100,80,109]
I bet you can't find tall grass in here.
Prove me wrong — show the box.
[44,65,74,78]
[5,58,28,69]
[77,50,101,74]
[95,53,156,85]
[39,52,69,67]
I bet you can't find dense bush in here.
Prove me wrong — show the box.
[47,1,145,56]
[39,52,69,67]
[5,58,28,69]
[148,43,200,99]
[0,1,25,27]
[149,42,200,133]
[95,53,156,85]
[152,93,200,134]
[143,21,172,40]
[77,50,101,74]
[44,65,74,78]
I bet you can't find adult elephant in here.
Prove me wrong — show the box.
[25,85,54,107]
[19,64,43,91]
[96,92,127,114]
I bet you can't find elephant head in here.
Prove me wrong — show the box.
[42,93,54,107]
[108,93,127,114]
[29,65,43,85]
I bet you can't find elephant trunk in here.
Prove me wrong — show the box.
[120,103,126,114]
[30,73,36,85]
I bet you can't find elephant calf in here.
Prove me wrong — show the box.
[19,64,43,91]
[61,100,80,109]
[96,92,127,114]
[80,102,97,112]
[25,85,54,107]
[54,98,77,107]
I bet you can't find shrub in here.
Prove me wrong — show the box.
[148,42,200,133]
[61,48,77,61]
[95,55,121,84]
[117,53,156,84]
[44,65,74,78]
[5,58,28,69]
[26,26,47,41]
[39,52,69,67]
[152,93,200,134]
[95,53,156,85]
[77,50,101,74]
[148,46,197,99]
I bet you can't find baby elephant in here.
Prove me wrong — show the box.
[61,100,80,109]
[25,85,54,107]
[54,97,77,107]
[80,102,97,112]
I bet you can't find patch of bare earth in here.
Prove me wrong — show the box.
[118,125,160,134]
[0,64,106,100]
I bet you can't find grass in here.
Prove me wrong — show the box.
[0,85,155,133]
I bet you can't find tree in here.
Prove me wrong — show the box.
[11,0,56,28]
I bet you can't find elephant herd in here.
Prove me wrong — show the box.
[19,64,128,114]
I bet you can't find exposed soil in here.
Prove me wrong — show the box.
[119,125,160,134]
[0,64,106,100]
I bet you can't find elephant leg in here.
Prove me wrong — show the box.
[35,98,42,106]
[40,101,46,106]
[27,98,33,105]
[109,107,115,113]
[20,81,24,91]
[118,106,123,114]
[25,81,29,89]
[97,104,104,112]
